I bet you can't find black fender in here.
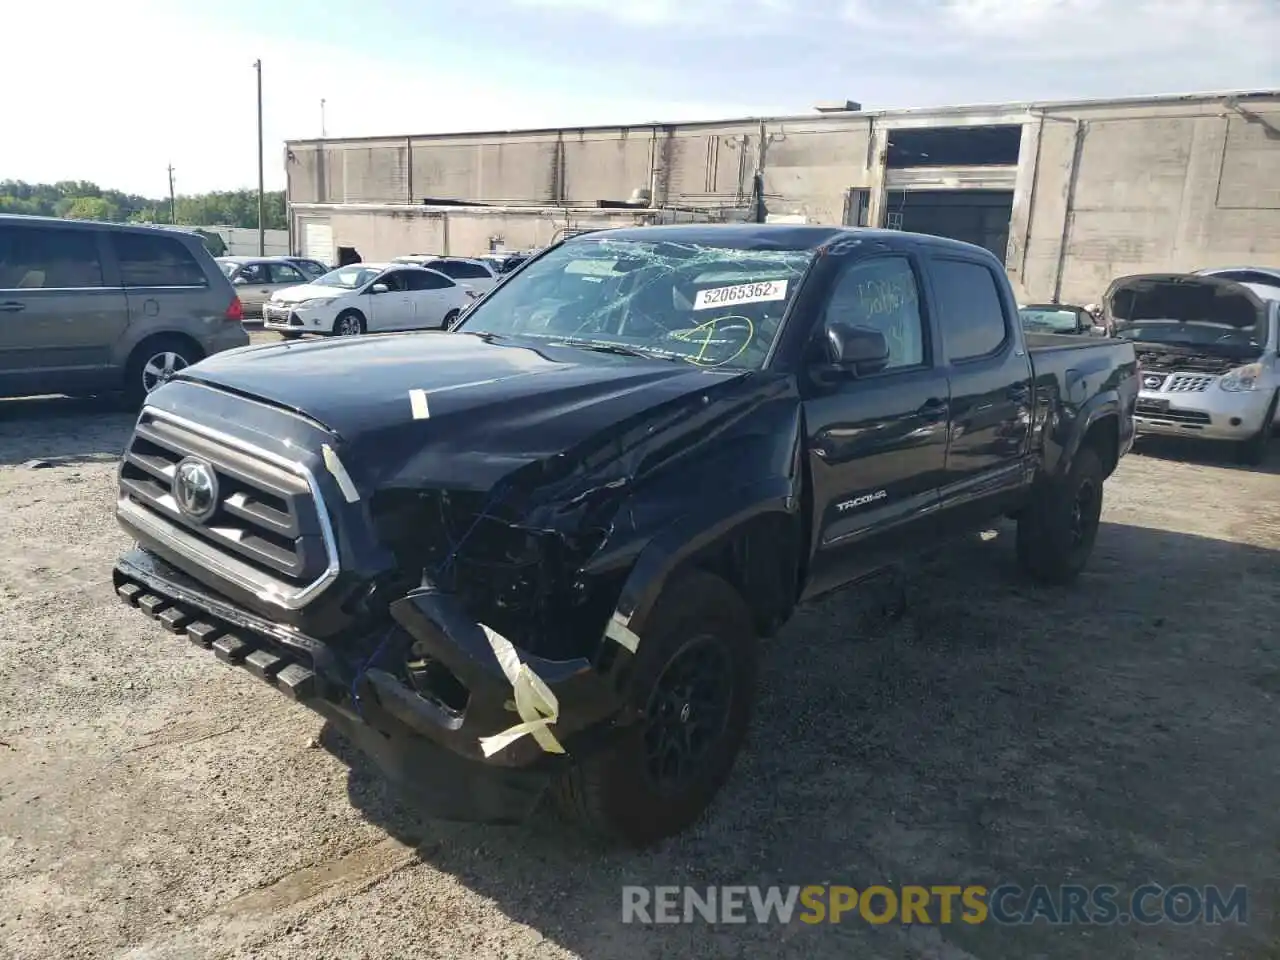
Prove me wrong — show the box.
[1051,387,1122,480]
[605,474,802,650]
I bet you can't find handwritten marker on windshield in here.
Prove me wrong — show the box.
[409,389,430,420]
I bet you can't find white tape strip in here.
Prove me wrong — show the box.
[604,616,640,653]
[321,444,360,503]
[476,623,564,757]
[409,389,430,420]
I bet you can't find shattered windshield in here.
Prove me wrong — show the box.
[452,237,815,369]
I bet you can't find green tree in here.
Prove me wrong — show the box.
[61,196,120,221]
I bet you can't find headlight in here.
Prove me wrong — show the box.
[1220,363,1263,392]
[299,297,336,309]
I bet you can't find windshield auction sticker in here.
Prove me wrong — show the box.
[693,279,788,311]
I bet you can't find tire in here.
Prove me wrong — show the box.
[1016,445,1105,585]
[442,309,460,330]
[123,335,202,408]
[1235,392,1278,466]
[554,569,757,847]
[332,310,366,337]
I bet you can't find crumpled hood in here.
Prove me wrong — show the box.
[176,332,753,491]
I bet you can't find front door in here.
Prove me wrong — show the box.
[367,270,415,331]
[801,251,951,599]
[0,222,128,396]
[230,262,274,317]
[923,254,1033,534]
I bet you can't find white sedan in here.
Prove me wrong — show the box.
[261,263,472,338]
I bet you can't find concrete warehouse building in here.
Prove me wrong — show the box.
[283,89,1280,304]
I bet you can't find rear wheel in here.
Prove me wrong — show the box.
[1016,445,1105,585]
[333,310,365,336]
[123,336,202,408]
[555,569,757,847]
[442,309,460,330]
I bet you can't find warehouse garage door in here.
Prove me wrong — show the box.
[301,220,334,265]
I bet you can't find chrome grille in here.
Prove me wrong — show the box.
[1166,374,1214,393]
[119,410,332,589]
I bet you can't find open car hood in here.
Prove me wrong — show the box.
[1104,273,1268,329]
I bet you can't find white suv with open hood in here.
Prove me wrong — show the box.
[1108,271,1280,465]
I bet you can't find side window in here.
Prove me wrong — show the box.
[268,263,306,284]
[822,255,927,371]
[378,271,407,292]
[0,225,104,289]
[931,258,1008,361]
[452,262,491,279]
[238,263,269,284]
[405,270,452,291]
[113,233,208,288]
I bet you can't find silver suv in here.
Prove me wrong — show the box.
[0,215,249,406]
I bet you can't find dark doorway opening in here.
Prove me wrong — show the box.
[884,189,1014,262]
[886,126,1022,168]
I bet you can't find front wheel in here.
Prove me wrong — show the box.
[1016,445,1105,585]
[554,569,757,847]
[1235,393,1278,466]
[332,311,366,336]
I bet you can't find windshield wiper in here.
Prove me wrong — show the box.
[551,338,678,361]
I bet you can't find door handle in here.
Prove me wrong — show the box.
[917,398,948,421]
[0,301,25,313]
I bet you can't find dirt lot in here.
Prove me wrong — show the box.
[1,377,1278,959]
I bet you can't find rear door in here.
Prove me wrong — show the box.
[403,269,460,329]
[267,261,309,294]
[0,221,129,396]
[925,253,1034,532]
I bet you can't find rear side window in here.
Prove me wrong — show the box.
[448,261,492,279]
[931,258,1008,360]
[0,225,104,289]
[268,262,307,284]
[405,270,454,291]
[112,233,208,288]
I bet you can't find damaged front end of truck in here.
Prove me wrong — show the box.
[113,348,804,824]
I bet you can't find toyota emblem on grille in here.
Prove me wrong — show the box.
[174,458,218,522]
[1144,376,1164,388]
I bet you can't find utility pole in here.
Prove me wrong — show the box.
[167,164,176,224]
[320,98,327,138]
[254,58,265,255]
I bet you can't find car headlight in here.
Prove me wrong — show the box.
[1220,363,1263,392]
[299,298,336,309]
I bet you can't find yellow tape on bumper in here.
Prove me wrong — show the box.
[477,623,565,758]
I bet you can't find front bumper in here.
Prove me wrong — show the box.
[263,301,335,334]
[112,547,627,823]
[1133,386,1272,441]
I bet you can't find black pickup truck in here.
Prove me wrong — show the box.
[112,225,1138,846]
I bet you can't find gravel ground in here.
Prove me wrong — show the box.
[1,369,1278,959]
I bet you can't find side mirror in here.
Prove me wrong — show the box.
[369,283,389,295]
[824,321,890,376]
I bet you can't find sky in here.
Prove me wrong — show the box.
[5,0,1276,198]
